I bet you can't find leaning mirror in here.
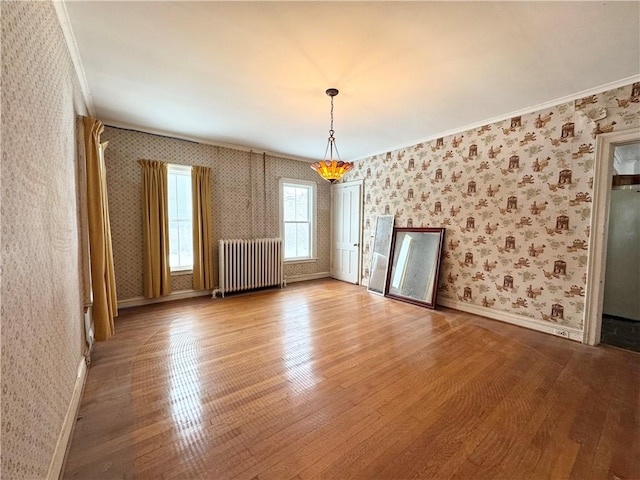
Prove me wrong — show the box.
[367,215,395,295]
[385,227,446,309]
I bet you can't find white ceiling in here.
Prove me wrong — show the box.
[62,1,640,162]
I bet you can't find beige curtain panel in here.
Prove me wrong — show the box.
[192,166,214,290]
[138,159,171,298]
[83,116,118,341]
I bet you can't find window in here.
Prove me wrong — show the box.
[280,178,316,262]
[167,164,193,271]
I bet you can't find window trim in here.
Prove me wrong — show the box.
[167,163,194,273]
[279,178,317,264]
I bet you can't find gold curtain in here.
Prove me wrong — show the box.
[83,116,118,341]
[192,166,214,290]
[138,159,171,298]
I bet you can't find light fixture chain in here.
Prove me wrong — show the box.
[328,92,339,160]
[330,95,334,134]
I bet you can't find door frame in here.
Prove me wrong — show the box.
[330,179,364,284]
[583,126,640,345]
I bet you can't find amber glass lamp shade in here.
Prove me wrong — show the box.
[310,160,354,183]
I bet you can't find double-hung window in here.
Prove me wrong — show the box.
[167,164,193,271]
[280,178,316,262]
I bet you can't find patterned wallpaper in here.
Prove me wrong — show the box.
[102,127,331,301]
[1,2,636,478]
[351,82,640,331]
[1,2,87,478]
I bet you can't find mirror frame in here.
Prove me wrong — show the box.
[367,215,395,295]
[385,227,446,309]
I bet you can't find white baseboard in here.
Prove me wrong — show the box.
[285,271,331,284]
[118,289,212,309]
[438,298,583,342]
[47,357,87,480]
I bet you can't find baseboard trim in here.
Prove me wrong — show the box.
[118,289,212,309]
[438,298,583,342]
[285,272,331,284]
[47,357,87,480]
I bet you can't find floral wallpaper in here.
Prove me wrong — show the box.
[353,82,640,331]
[2,1,87,478]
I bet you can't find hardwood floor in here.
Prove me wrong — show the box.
[63,279,640,480]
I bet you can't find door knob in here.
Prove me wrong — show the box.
[353,243,359,247]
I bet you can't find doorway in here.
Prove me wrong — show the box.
[331,180,362,284]
[600,141,640,351]
[584,127,640,350]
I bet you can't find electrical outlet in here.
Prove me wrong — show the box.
[553,329,569,338]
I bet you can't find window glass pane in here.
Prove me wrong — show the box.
[176,174,192,220]
[295,187,309,222]
[168,175,178,219]
[296,223,310,257]
[284,223,297,258]
[168,166,193,269]
[283,186,296,222]
[281,180,315,261]
[169,220,179,266]
[178,221,193,267]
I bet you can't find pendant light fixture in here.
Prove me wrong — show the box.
[311,88,354,183]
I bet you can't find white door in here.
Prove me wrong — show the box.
[332,181,362,283]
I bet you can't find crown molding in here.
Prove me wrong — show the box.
[52,0,96,117]
[102,119,316,164]
[354,75,640,162]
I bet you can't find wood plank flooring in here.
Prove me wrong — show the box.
[63,279,640,480]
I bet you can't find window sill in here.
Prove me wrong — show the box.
[171,269,193,276]
[284,258,317,265]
